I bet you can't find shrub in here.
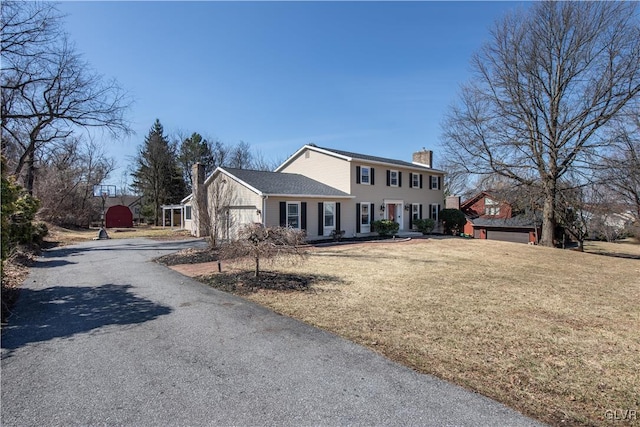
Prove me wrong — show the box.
[413,218,435,235]
[372,219,399,236]
[439,209,467,235]
[1,159,43,260]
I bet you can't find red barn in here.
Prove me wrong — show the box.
[105,205,133,228]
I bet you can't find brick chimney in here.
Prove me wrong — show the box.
[191,163,209,237]
[412,149,433,168]
[445,196,461,210]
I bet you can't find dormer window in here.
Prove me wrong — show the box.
[484,197,501,216]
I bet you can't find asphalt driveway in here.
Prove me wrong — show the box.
[1,238,543,426]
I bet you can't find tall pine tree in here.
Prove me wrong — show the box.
[132,119,186,225]
[178,132,214,192]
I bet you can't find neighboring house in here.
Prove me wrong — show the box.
[185,144,445,241]
[461,191,540,244]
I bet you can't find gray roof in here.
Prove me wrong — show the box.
[223,168,351,198]
[314,145,434,171]
[469,216,540,229]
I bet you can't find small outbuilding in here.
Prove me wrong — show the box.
[105,205,133,228]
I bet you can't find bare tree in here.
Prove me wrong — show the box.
[1,1,131,194]
[602,112,640,223]
[220,223,308,278]
[228,141,253,169]
[207,177,236,247]
[35,136,115,227]
[441,1,640,247]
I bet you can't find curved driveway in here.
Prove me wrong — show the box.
[2,238,542,426]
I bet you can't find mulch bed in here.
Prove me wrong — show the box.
[155,247,219,266]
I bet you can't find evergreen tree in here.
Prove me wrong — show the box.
[178,132,214,191]
[132,120,186,225]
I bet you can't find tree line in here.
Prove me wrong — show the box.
[132,119,280,225]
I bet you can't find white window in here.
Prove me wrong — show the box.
[412,173,420,188]
[360,203,370,233]
[287,202,300,229]
[412,204,420,221]
[324,202,335,228]
[185,206,192,220]
[322,202,336,236]
[430,204,440,221]
[390,170,399,187]
[430,176,439,189]
[484,197,500,216]
[361,167,370,184]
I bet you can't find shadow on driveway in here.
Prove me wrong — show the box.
[1,284,172,355]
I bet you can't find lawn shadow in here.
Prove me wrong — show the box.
[1,284,172,355]
[199,271,345,295]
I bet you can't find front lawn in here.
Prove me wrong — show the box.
[188,238,639,426]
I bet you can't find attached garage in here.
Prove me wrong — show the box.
[486,229,530,244]
[105,205,133,228]
[465,217,540,244]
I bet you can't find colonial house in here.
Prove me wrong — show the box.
[184,144,445,241]
[461,191,541,244]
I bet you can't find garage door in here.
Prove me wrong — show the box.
[486,230,529,244]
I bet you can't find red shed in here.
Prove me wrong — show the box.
[105,205,133,228]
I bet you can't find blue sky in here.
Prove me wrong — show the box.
[58,1,527,186]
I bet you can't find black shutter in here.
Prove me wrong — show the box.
[419,174,423,189]
[371,168,375,185]
[356,203,361,233]
[279,202,286,226]
[386,170,390,186]
[336,202,341,231]
[409,205,413,229]
[356,166,361,184]
[399,172,402,187]
[301,202,307,230]
[318,203,323,236]
[409,173,413,188]
[370,203,374,224]
[438,176,442,190]
[419,204,423,219]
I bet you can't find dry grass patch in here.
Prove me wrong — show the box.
[584,239,640,260]
[44,224,192,246]
[212,238,639,426]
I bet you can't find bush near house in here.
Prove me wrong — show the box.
[372,219,399,236]
[439,208,466,235]
[413,218,435,235]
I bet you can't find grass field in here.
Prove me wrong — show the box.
[193,237,640,426]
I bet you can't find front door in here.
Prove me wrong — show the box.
[385,202,403,229]
[387,204,396,222]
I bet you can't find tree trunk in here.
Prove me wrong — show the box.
[254,255,260,278]
[540,190,556,247]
